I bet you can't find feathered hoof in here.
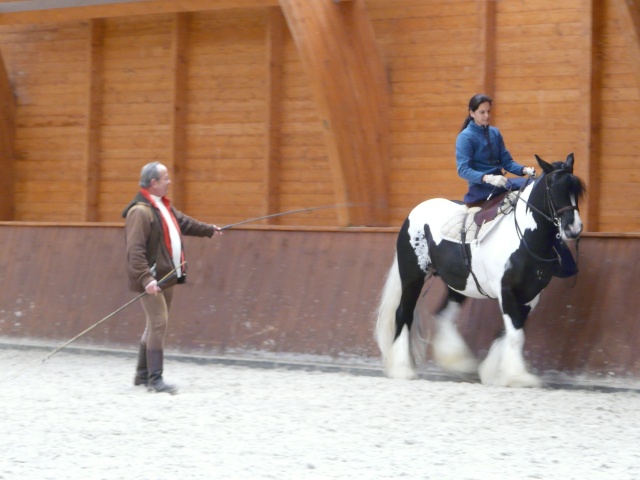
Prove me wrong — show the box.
[503,373,541,388]
[478,366,541,388]
[385,362,418,380]
[434,353,478,375]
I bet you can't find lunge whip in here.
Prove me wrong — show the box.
[1,263,185,384]
[220,203,355,230]
[2,203,353,383]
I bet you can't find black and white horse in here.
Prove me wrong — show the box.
[375,153,585,387]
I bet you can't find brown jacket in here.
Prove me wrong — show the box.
[122,192,216,292]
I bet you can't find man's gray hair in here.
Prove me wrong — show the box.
[139,162,162,188]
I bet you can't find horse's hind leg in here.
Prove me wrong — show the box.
[478,295,541,387]
[376,219,427,380]
[386,271,425,380]
[431,289,477,375]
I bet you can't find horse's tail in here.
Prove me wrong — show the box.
[375,252,426,379]
[375,253,402,360]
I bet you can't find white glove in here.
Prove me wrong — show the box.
[523,167,536,176]
[483,174,507,188]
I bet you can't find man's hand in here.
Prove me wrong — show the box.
[212,225,222,237]
[483,174,507,188]
[145,279,161,295]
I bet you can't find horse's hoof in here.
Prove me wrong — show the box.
[504,373,541,388]
[436,355,478,375]
[479,371,541,388]
[385,365,418,380]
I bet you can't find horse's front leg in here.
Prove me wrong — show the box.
[478,293,541,387]
[432,289,477,375]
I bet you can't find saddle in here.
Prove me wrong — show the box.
[468,192,510,227]
[441,191,517,244]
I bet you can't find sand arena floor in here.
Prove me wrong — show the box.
[1,345,639,480]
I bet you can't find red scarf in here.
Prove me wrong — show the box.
[140,188,185,273]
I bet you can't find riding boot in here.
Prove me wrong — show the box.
[133,342,148,386]
[147,349,178,395]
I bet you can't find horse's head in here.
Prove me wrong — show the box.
[534,153,586,241]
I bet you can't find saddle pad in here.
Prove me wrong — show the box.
[441,206,481,243]
[441,192,517,244]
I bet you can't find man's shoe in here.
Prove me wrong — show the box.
[147,378,178,395]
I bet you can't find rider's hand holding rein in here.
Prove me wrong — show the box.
[523,166,536,177]
[483,174,508,188]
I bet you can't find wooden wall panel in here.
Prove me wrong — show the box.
[493,1,587,162]
[0,22,88,221]
[597,1,640,232]
[183,9,268,226]
[276,32,337,226]
[97,15,174,221]
[0,1,639,231]
[367,0,478,223]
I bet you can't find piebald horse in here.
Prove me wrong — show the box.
[375,153,585,387]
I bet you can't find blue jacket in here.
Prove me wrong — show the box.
[455,121,525,187]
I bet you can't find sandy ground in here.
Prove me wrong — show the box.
[1,346,639,480]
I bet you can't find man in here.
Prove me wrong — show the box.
[122,162,221,394]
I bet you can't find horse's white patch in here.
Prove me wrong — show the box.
[409,226,431,272]
[407,199,457,272]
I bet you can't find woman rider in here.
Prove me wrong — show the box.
[455,93,577,277]
[456,93,535,207]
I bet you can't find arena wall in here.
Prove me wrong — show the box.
[0,225,638,380]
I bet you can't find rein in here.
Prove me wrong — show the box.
[512,171,578,264]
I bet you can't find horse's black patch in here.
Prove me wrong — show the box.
[423,225,469,292]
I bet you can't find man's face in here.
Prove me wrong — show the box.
[149,165,170,197]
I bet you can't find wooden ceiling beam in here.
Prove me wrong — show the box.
[279,0,390,226]
[0,0,280,25]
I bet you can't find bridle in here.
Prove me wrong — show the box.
[512,169,580,264]
[462,168,580,298]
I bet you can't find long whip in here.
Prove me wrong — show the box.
[220,203,354,230]
[0,263,184,384]
[1,203,353,383]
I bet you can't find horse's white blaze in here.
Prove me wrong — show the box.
[561,194,583,241]
[478,325,540,387]
[385,325,418,380]
[432,302,477,374]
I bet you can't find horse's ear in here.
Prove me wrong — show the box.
[535,154,554,174]
[565,153,575,172]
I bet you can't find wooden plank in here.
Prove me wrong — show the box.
[83,19,103,222]
[0,49,15,220]
[579,0,603,231]
[477,0,496,96]
[169,12,188,210]
[0,0,280,25]
[264,7,286,222]
[279,0,390,226]
[614,0,640,96]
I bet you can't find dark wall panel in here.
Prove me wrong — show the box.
[0,225,638,378]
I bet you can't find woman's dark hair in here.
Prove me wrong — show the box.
[459,94,492,132]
